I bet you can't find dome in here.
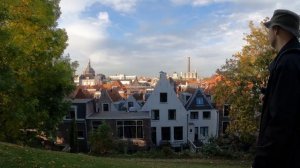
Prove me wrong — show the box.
[83,60,95,77]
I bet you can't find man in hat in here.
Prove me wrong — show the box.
[253,9,300,168]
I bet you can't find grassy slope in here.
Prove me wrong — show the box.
[0,142,250,168]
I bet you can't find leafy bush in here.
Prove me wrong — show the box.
[89,122,114,155]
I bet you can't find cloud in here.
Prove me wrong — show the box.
[98,0,138,13]
[98,12,110,24]
[58,0,300,78]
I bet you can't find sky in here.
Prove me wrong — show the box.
[58,0,300,78]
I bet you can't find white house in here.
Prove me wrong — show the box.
[185,88,218,143]
[141,71,188,147]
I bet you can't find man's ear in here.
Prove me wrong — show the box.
[272,26,280,36]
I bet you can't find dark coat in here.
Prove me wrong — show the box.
[253,38,300,168]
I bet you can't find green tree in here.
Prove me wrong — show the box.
[0,0,74,142]
[89,122,114,154]
[214,20,276,144]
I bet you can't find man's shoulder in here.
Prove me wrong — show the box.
[279,48,300,68]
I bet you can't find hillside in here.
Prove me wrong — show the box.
[0,142,250,168]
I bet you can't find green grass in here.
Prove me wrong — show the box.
[0,142,251,168]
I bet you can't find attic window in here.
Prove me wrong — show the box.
[196,97,204,105]
[128,102,134,108]
[103,103,109,112]
[160,93,167,103]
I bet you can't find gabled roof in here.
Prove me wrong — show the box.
[98,89,113,103]
[74,87,94,99]
[132,93,144,101]
[107,89,123,102]
[185,88,214,110]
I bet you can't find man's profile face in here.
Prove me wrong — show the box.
[268,27,276,48]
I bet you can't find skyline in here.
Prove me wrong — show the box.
[58,0,300,77]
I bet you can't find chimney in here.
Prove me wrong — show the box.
[187,57,191,73]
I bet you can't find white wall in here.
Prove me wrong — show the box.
[188,109,218,142]
[141,72,188,147]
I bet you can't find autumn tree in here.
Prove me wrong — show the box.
[214,20,276,144]
[0,0,74,142]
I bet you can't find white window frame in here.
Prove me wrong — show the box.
[151,109,160,120]
[116,120,144,139]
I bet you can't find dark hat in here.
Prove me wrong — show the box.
[264,9,300,37]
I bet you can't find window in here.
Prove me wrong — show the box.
[160,93,167,103]
[128,102,134,108]
[174,127,183,140]
[200,127,209,137]
[194,127,199,141]
[168,109,176,120]
[186,95,191,101]
[92,121,102,130]
[203,111,211,120]
[65,106,76,120]
[151,110,160,120]
[151,127,157,145]
[222,122,229,134]
[196,97,204,105]
[190,111,199,119]
[223,104,230,117]
[103,103,109,112]
[77,130,85,139]
[161,127,171,140]
[116,120,144,139]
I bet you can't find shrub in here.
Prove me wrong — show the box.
[89,122,114,155]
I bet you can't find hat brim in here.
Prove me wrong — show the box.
[264,21,272,28]
[264,21,300,37]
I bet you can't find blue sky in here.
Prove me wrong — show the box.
[58,0,300,78]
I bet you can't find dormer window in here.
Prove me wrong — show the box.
[196,97,204,105]
[128,102,134,108]
[103,103,109,112]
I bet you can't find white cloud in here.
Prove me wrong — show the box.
[136,35,185,49]
[99,0,138,13]
[58,0,300,77]
[98,12,110,24]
